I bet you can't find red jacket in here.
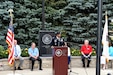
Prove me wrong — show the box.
[81,45,92,54]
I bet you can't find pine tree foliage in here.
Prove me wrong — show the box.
[62,0,97,49]
[0,0,113,49]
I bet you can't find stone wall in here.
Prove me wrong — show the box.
[0,56,112,71]
[71,56,96,68]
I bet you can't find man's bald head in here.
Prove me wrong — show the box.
[14,40,17,45]
[84,40,89,45]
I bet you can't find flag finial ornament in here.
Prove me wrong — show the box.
[8,9,13,17]
[105,11,108,19]
[105,11,107,15]
[8,9,14,26]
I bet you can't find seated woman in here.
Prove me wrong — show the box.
[101,43,113,69]
[108,43,113,59]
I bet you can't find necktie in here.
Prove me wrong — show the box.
[58,38,60,46]
[14,46,18,57]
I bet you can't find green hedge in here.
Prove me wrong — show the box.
[0,46,29,59]
[0,45,8,58]
[21,48,29,57]
[71,48,96,56]
[0,45,96,59]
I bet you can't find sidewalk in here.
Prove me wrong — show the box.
[0,68,113,75]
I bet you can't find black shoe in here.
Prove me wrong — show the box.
[31,69,33,71]
[18,67,23,70]
[87,65,89,67]
[14,67,16,70]
[39,68,43,70]
[83,65,85,68]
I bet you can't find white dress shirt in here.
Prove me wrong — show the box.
[14,45,21,57]
[68,47,71,56]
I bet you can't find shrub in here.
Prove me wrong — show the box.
[21,48,29,57]
[71,48,96,56]
[0,45,4,51]
[0,45,8,58]
[71,48,81,56]
[0,46,29,59]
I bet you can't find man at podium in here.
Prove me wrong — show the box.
[51,32,68,75]
[51,32,65,47]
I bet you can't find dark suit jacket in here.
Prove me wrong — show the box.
[51,36,65,46]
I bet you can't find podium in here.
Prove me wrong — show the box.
[53,46,68,75]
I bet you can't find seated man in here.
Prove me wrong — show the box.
[28,42,42,71]
[80,40,92,67]
[14,40,24,70]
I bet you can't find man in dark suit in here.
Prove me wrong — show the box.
[51,32,65,47]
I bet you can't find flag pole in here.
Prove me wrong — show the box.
[8,9,15,75]
[42,0,45,30]
[6,9,22,75]
[96,0,103,75]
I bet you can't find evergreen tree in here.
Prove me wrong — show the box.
[0,1,14,48]
[62,0,97,49]
[0,0,113,49]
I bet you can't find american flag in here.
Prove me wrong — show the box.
[6,20,14,66]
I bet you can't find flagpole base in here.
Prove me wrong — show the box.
[7,73,22,75]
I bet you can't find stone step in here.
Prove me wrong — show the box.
[0,56,112,71]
